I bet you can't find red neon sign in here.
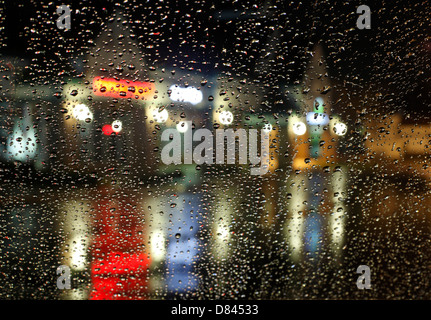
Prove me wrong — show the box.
[93,77,155,100]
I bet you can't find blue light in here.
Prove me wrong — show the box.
[166,193,202,293]
[306,112,329,126]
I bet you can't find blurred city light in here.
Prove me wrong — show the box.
[112,120,123,133]
[306,112,329,126]
[150,230,166,262]
[176,121,189,133]
[169,85,203,105]
[314,97,325,113]
[7,117,38,162]
[152,107,169,123]
[329,170,348,256]
[92,77,154,100]
[263,123,273,133]
[102,124,115,136]
[72,104,93,122]
[218,110,234,125]
[213,198,232,259]
[2,1,430,303]
[333,122,347,136]
[292,121,307,136]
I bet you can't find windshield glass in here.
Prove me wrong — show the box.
[0,0,430,301]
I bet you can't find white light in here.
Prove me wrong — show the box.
[176,121,189,133]
[263,123,273,133]
[306,112,329,126]
[150,230,166,262]
[333,122,347,136]
[292,121,307,136]
[72,104,93,122]
[330,170,347,256]
[112,120,122,133]
[286,174,306,261]
[69,235,88,271]
[218,110,234,125]
[63,200,90,272]
[169,85,203,105]
[214,200,232,259]
[7,118,37,162]
[288,212,305,259]
[152,108,169,123]
[216,223,230,241]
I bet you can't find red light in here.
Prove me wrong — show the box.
[91,276,148,300]
[90,196,151,300]
[102,124,116,136]
[93,77,155,100]
[91,251,150,276]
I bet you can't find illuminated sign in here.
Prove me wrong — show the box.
[169,85,203,105]
[92,77,154,100]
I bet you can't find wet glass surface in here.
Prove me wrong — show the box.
[0,0,430,300]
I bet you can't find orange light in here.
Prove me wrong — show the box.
[92,77,154,100]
